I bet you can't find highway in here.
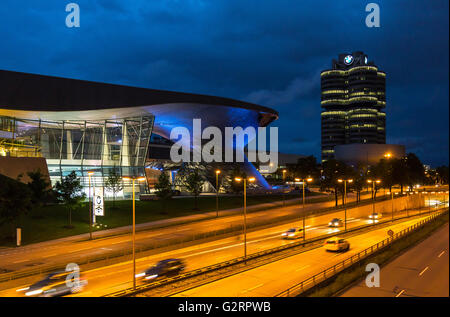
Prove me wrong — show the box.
[0,206,438,297]
[340,222,449,297]
[0,192,446,297]
[172,214,444,297]
[0,192,377,273]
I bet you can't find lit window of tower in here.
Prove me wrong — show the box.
[320,51,386,162]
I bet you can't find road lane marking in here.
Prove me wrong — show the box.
[438,251,446,258]
[419,267,429,276]
[241,283,264,294]
[295,264,311,272]
[395,289,405,297]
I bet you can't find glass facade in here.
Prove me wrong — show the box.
[321,51,386,162]
[0,115,154,199]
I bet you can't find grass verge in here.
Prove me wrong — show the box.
[0,192,325,246]
[304,211,449,297]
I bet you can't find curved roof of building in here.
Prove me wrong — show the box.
[0,69,278,117]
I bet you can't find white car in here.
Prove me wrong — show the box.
[325,237,350,252]
[281,228,304,239]
[368,212,382,220]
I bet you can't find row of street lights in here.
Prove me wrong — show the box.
[89,168,444,291]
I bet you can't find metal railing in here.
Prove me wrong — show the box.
[0,192,409,285]
[275,208,448,297]
[105,207,446,297]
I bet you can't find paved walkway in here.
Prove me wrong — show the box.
[3,194,331,251]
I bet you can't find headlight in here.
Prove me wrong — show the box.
[281,233,287,236]
[145,274,158,280]
[328,222,332,225]
[334,222,338,226]
[16,287,30,292]
[135,273,146,278]
[288,233,295,237]
[25,289,43,296]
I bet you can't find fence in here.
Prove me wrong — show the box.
[275,209,448,297]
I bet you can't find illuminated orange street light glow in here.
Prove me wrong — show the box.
[215,170,221,217]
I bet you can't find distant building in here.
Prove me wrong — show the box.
[334,144,405,166]
[321,51,386,162]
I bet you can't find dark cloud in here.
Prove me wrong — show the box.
[0,0,448,166]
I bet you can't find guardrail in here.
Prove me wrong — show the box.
[0,192,409,285]
[105,206,447,297]
[275,208,448,297]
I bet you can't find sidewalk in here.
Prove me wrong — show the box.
[4,193,330,251]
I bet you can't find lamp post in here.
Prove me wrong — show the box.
[87,171,94,240]
[338,178,353,231]
[215,170,221,218]
[123,176,146,290]
[367,179,382,222]
[295,177,313,242]
[234,176,255,259]
[282,169,287,206]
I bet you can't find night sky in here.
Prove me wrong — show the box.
[0,0,448,166]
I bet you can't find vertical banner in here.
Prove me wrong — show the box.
[94,187,104,216]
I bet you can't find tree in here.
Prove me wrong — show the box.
[0,174,32,239]
[26,169,52,217]
[392,157,409,193]
[54,171,86,228]
[227,166,247,194]
[184,168,203,211]
[351,162,369,203]
[320,159,352,206]
[292,155,320,180]
[372,158,395,194]
[436,166,449,184]
[154,172,173,214]
[105,166,123,209]
[405,153,425,189]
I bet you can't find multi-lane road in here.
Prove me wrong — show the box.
[340,222,449,297]
[0,192,376,273]
[0,206,442,297]
[0,190,447,297]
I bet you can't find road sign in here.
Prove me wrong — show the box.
[387,229,394,237]
[94,187,104,216]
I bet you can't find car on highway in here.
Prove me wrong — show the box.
[328,218,344,228]
[281,227,304,239]
[135,259,186,282]
[324,237,350,252]
[18,271,87,297]
[368,212,382,220]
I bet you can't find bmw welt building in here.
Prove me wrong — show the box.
[0,70,278,198]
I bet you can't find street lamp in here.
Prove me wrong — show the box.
[234,176,255,259]
[215,170,221,217]
[295,177,313,241]
[384,152,392,159]
[367,179,382,222]
[87,171,94,240]
[282,170,287,206]
[338,178,353,231]
[123,176,146,290]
